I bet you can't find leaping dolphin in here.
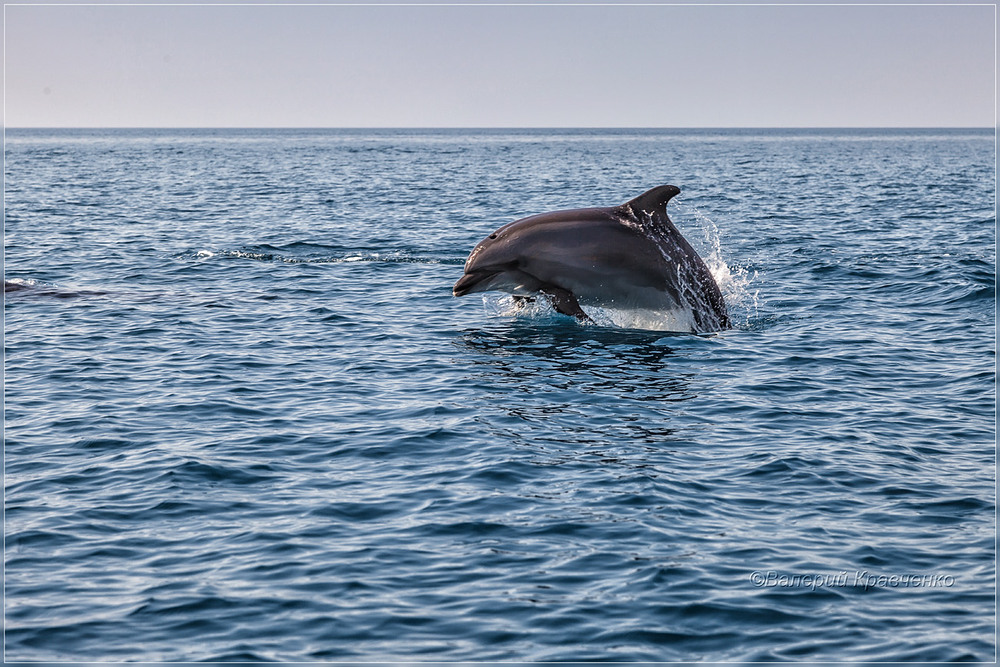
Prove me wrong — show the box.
[453,185,731,333]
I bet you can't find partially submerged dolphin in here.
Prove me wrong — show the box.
[453,185,731,333]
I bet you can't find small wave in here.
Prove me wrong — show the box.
[944,285,996,305]
[330,252,463,266]
[190,247,463,266]
[4,279,110,299]
[5,278,39,292]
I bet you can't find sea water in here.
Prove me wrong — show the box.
[4,128,995,661]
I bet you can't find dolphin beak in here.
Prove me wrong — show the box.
[453,271,491,297]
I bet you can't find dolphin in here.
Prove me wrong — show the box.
[452,185,731,333]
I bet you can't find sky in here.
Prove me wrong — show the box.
[3,2,996,128]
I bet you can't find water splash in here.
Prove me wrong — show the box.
[677,203,760,328]
[481,293,701,333]
[5,278,39,291]
[586,305,700,332]
[482,293,551,320]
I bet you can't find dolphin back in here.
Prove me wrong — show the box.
[619,185,731,331]
[621,185,682,219]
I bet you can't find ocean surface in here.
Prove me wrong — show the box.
[4,128,995,661]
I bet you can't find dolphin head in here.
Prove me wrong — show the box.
[452,227,535,296]
[453,206,635,301]
[452,269,499,297]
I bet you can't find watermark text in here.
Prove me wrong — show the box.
[749,570,956,591]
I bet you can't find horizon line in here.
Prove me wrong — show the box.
[5,125,996,131]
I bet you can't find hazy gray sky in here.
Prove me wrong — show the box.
[4,2,995,127]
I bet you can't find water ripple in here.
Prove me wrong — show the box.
[4,128,994,661]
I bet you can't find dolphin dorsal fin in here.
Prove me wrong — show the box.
[623,185,681,217]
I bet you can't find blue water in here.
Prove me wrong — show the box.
[4,128,995,661]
